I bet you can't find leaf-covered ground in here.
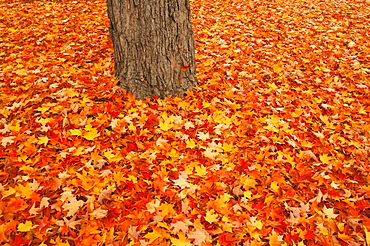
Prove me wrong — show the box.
[1,0,370,245]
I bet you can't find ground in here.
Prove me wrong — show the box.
[0,0,369,245]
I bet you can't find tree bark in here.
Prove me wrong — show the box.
[106,0,198,99]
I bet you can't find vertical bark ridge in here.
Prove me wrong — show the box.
[107,0,198,99]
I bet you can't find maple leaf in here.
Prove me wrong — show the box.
[364,226,370,245]
[35,106,50,114]
[92,207,108,218]
[187,224,210,246]
[273,63,284,74]
[158,203,176,217]
[2,187,16,198]
[181,200,191,214]
[83,128,100,140]
[195,165,207,176]
[270,181,279,192]
[205,209,219,223]
[159,121,173,131]
[269,234,283,246]
[37,136,50,146]
[98,188,113,203]
[70,129,82,136]
[1,136,15,147]
[203,147,218,159]
[17,183,33,199]
[62,197,85,217]
[55,216,82,230]
[144,228,169,244]
[221,142,234,152]
[322,206,338,219]
[337,233,352,241]
[156,136,169,146]
[197,132,209,140]
[171,221,189,234]
[17,221,39,232]
[185,139,197,148]
[29,202,39,215]
[309,189,328,203]
[40,197,50,209]
[184,121,195,129]
[319,154,332,164]
[128,225,140,240]
[173,173,191,189]
[170,232,192,246]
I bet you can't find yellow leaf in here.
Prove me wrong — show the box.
[186,139,196,148]
[242,177,257,189]
[144,229,165,244]
[159,121,173,131]
[0,108,11,118]
[205,209,219,223]
[128,123,136,131]
[255,220,263,230]
[297,241,306,246]
[222,142,234,152]
[358,107,367,114]
[9,123,21,132]
[70,129,82,136]
[64,88,79,97]
[195,165,207,176]
[83,129,100,140]
[17,221,39,232]
[319,154,332,164]
[36,106,50,114]
[269,234,280,246]
[320,67,331,72]
[170,232,192,246]
[264,195,275,206]
[244,190,252,199]
[273,63,284,73]
[38,136,49,146]
[17,183,33,199]
[158,203,176,217]
[103,149,116,161]
[2,187,16,198]
[364,226,370,245]
[36,117,51,126]
[168,148,179,158]
[268,82,278,90]
[15,69,27,76]
[270,181,279,192]
[50,237,71,246]
[217,193,232,204]
[72,146,85,156]
[338,233,352,241]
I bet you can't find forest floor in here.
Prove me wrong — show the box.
[0,0,370,245]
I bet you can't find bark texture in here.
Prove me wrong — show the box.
[106,0,198,99]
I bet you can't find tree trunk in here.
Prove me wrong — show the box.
[106,0,198,99]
